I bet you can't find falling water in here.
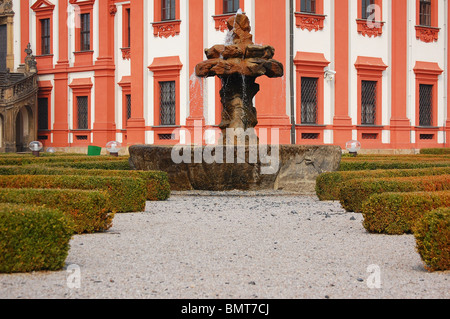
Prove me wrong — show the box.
[224,8,242,45]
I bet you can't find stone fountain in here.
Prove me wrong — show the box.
[129,13,341,194]
[195,13,283,145]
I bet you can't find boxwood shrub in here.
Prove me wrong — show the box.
[44,160,131,170]
[0,155,127,166]
[0,203,73,273]
[316,167,450,201]
[413,207,450,272]
[0,175,146,213]
[339,160,450,171]
[339,175,450,213]
[420,148,450,155]
[361,191,450,235]
[0,188,113,234]
[0,166,170,201]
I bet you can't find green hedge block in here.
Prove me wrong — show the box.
[0,188,114,234]
[361,191,450,235]
[316,167,450,201]
[0,166,170,201]
[339,161,450,171]
[413,207,450,272]
[420,148,450,155]
[0,175,146,213]
[339,175,450,213]
[44,160,131,170]
[0,156,128,166]
[0,203,74,273]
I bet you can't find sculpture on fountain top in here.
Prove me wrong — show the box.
[195,13,284,145]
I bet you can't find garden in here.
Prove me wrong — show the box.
[316,148,450,272]
[0,147,449,276]
[0,151,170,274]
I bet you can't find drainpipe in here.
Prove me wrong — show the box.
[289,0,296,144]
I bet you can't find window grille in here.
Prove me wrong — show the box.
[223,0,240,13]
[420,134,434,140]
[361,80,377,125]
[162,0,176,21]
[300,0,316,13]
[419,84,433,127]
[361,0,375,19]
[38,98,49,130]
[77,96,89,130]
[301,77,318,125]
[159,134,175,140]
[419,0,432,26]
[80,13,91,51]
[41,19,51,55]
[302,133,319,140]
[159,81,176,126]
[126,94,132,121]
[362,133,378,140]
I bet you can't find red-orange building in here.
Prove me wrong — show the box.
[7,0,450,152]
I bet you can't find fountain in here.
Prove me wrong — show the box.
[129,13,341,194]
[195,13,283,145]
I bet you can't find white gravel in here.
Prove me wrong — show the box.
[0,191,449,299]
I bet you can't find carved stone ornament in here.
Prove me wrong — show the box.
[356,19,384,38]
[415,25,440,43]
[0,0,14,15]
[295,12,325,32]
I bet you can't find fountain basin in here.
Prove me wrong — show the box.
[129,145,342,194]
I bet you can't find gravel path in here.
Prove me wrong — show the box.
[0,192,449,299]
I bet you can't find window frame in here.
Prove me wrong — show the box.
[415,0,439,42]
[300,77,319,125]
[31,0,55,57]
[360,80,378,126]
[148,56,183,145]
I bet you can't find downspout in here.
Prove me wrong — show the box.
[289,0,296,144]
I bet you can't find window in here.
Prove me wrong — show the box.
[419,84,433,126]
[300,0,316,14]
[80,13,91,51]
[40,19,51,55]
[301,77,318,125]
[361,0,375,19]
[77,96,89,129]
[419,0,432,26]
[159,81,176,126]
[361,81,377,125]
[38,98,49,130]
[223,0,240,13]
[162,0,176,21]
[126,94,132,121]
[126,8,131,47]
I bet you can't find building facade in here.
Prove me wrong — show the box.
[3,0,450,151]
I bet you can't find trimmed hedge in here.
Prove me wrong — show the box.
[316,167,450,201]
[339,175,450,213]
[0,175,146,213]
[0,166,170,201]
[44,160,131,170]
[0,203,73,273]
[0,188,114,234]
[361,191,450,235]
[420,148,450,155]
[0,155,127,166]
[339,160,450,171]
[413,207,450,272]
